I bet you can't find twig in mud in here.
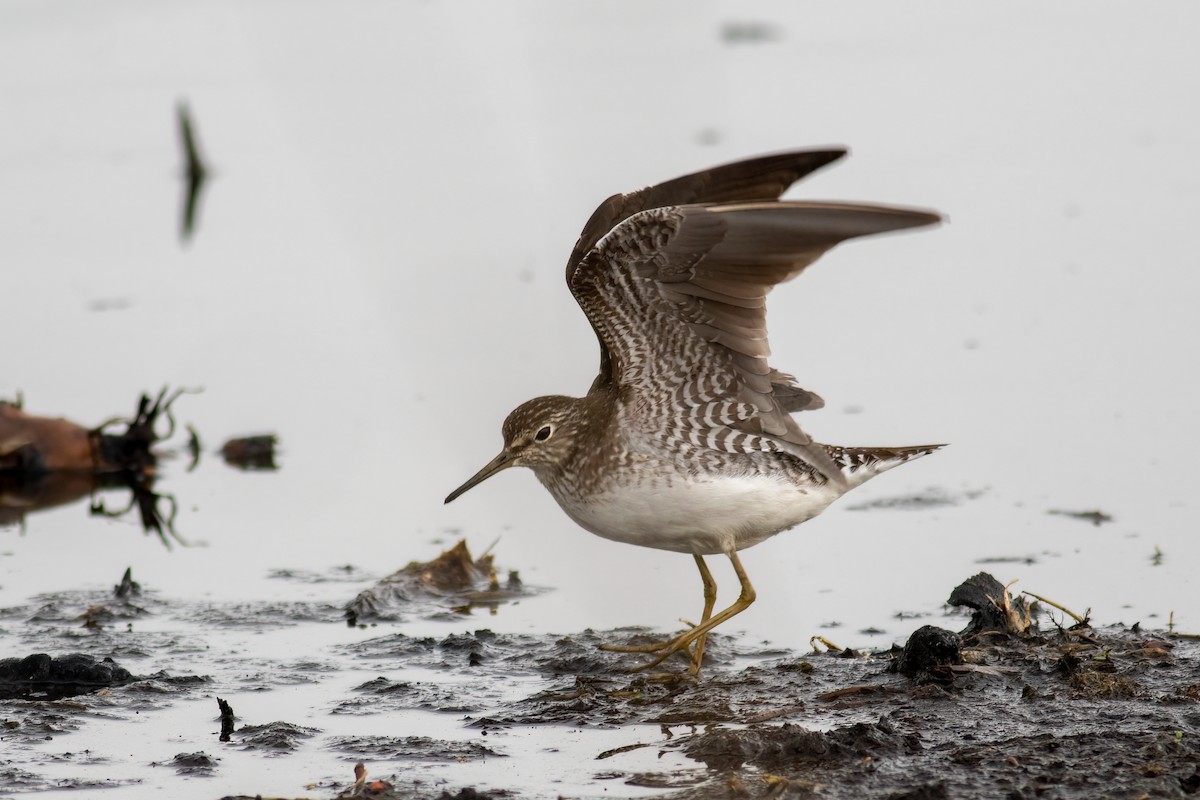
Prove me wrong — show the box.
[809,635,842,653]
[217,697,235,742]
[1021,590,1088,625]
[596,741,655,760]
[815,684,897,702]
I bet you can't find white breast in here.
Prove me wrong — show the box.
[545,472,844,556]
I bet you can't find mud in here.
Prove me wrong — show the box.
[154,750,220,776]
[344,540,538,625]
[480,626,1198,799]
[294,594,1200,798]
[0,653,135,700]
[2,566,1199,799]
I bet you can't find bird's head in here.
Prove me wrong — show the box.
[444,395,580,503]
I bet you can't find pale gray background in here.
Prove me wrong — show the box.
[2,2,1198,796]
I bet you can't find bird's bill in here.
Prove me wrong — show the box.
[444,451,514,504]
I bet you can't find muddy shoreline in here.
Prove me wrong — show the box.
[4,563,1198,800]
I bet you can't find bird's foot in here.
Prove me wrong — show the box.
[597,616,707,655]
[599,629,707,675]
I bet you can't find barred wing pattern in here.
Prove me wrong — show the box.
[567,150,848,384]
[565,149,847,273]
[568,201,940,481]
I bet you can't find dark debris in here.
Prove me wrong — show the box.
[0,653,134,700]
[948,572,1033,636]
[220,434,278,471]
[1048,508,1114,526]
[344,540,535,625]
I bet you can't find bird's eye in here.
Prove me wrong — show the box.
[535,425,553,442]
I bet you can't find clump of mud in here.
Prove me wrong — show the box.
[0,653,134,701]
[344,540,535,624]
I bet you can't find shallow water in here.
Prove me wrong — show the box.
[3,2,1200,797]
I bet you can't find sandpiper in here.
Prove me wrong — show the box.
[446,149,943,675]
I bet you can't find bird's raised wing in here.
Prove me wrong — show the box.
[568,200,940,481]
[565,149,847,279]
[567,150,847,403]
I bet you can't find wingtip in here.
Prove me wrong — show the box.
[814,145,851,163]
[892,207,943,230]
[857,203,945,233]
[921,210,945,227]
[778,145,850,175]
[772,144,849,161]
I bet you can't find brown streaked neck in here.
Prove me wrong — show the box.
[534,388,621,491]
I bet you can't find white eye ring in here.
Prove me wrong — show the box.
[534,425,553,442]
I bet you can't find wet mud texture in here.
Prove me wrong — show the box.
[5,568,1200,799]
[323,572,1200,799]
[330,623,1200,799]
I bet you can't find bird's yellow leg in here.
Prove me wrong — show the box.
[599,554,719,656]
[601,551,756,675]
[638,546,758,671]
[688,554,718,674]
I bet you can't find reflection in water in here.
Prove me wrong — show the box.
[0,389,195,546]
[90,475,183,547]
[176,100,209,243]
[1,465,184,547]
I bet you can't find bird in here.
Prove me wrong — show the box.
[445,148,943,676]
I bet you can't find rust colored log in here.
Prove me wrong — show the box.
[0,388,189,479]
[1,390,191,545]
[0,403,95,473]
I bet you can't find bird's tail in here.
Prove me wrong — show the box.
[823,443,945,488]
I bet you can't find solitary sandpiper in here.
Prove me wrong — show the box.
[446,149,943,675]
